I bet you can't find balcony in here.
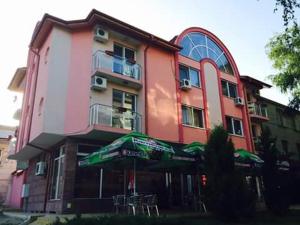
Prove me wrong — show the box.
[89,104,142,132]
[92,50,142,89]
[248,103,269,121]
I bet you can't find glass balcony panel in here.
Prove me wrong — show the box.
[93,51,141,80]
[90,104,141,132]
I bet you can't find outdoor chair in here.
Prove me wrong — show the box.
[195,195,207,213]
[127,194,144,216]
[142,194,159,216]
[112,195,126,214]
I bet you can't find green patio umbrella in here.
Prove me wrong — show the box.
[234,148,264,168]
[182,142,206,159]
[78,132,175,195]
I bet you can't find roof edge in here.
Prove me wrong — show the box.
[30,9,182,51]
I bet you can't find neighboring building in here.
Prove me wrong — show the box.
[0,125,16,204]
[240,76,272,152]
[7,67,27,209]
[9,10,253,213]
[261,97,300,160]
[242,75,300,202]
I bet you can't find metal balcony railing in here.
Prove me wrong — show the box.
[248,103,268,118]
[89,104,142,132]
[92,50,141,80]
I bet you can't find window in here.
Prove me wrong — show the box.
[112,90,137,130]
[50,147,65,200]
[113,44,135,76]
[179,65,200,87]
[113,90,136,112]
[276,109,284,126]
[179,32,234,75]
[281,140,288,155]
[226,116,243,136]
[221,80,237,98]
[182,105,204,128]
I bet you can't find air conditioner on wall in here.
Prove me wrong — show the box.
[91,76,107,91]
[94,27,109,43]
[180,79,192,90]
[35,161,46,176]
[234,97,244,106]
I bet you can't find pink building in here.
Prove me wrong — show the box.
[7,67,27,209]
[9,9,253,213]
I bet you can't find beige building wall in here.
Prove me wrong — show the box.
[0,138,16,204]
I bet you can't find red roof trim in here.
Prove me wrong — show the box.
[30,9,181,51]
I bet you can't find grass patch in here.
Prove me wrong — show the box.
[51,210,300,225]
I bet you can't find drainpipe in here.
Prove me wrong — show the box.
[174,52,183,143]
[144,45,150,135]
[26,48,40,144]
[21,47,40,211]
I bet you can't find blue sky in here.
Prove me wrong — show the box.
[0,0,298,126]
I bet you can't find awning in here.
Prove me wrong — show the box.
[79,132,176,167]
[234,148,264,168]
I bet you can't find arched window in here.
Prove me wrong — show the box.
[180,32,234,75]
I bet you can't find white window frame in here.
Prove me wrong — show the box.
[182,105,205,128]
[226,116,244,136]
[50,146,65,200]
[222,80,237,98]
[113,43,136,60]
[112,89,137,112]
[179,64,201,88]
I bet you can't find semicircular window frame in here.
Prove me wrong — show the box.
[179,32,234,75]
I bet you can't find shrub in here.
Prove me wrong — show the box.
[204,126,256,221]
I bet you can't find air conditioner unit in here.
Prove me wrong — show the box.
[234,97,244,106]
[21,184,29,198]
[35,161,46,176]
[91,76,107,91]
[94,27,109,43]
[180,79,192,90]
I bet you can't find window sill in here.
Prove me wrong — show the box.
[223,95,236,100]
[49,199,61,201]
[228,133,244,138]
[183,124,206,130]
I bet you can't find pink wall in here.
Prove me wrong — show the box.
[64,29,93,134]
[182,127,207,144]
[146,47,179,142]
[8,174,24,208]
[30,32,52,141]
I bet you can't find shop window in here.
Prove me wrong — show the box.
[50,146,65,200]
[221,80,237,98]
[182,105,204,128]
[179,65,200,87]
[226,116,243,136]
[74,144,102,199]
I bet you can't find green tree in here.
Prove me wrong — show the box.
[258,126,292,215]
[266,25,300,109]
[266,0,300,109]
[204,126,255,221]
[274,0,300,27]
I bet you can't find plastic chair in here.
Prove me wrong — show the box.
[112,195,126,214]
[142,194,159,216]
[127,195,143,216]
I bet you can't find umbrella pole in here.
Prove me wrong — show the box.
[133,158,136,195]
[123,169,127,197]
